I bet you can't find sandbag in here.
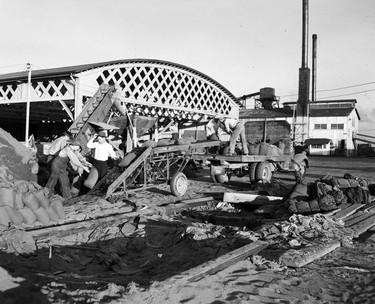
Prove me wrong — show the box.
[142,140,157,148]
[84,167,99,189]
[175,136,197,145]
[288,198,321,214]
[46,205,59,222]
[22,192,40,211]
[18,208,37,225]
[4,206,23,225]
[248,143,259,155]
[289,182,309,201]
[157,139,175,146]
[13,189,25,210]
[34,207,50,225]
[34,189,50,209]
[50,197,65,220]
[266,144,283,156]
[0,187,14,208]
[0,206,11,226]
[14,180,29,193]
[29,160,39,175]
[118,152,137,168]
[317,194,337,211]
[278,141,285,152]
[258,142,267,155]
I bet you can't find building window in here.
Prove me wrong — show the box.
[314,124,327,129]
[311,144,324,149]
[331,124,344,130]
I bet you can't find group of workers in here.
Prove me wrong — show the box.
[45,130,119,199]
[44,114,307,199]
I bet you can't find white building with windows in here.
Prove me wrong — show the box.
[283,99,360,156]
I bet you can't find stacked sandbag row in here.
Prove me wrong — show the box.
[0,180,65,227]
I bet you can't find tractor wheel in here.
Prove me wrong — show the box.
[249,162,258,182]
[170,172,188,197]
[255,161,272,183]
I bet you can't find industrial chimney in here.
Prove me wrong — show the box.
[295,0,311,143]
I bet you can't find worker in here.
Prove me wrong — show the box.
[291,149,309,183]
[47,131,73,166]
[206,115,222,141]
[218,116,249,155]
[46,140,91,199]
[86,131,119,180]
[205,115,223,154]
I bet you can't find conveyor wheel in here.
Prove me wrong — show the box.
[170,172,188,197]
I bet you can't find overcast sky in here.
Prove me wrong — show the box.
[1,0,374,127]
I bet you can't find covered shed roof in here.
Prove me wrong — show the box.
[305,138,332,145]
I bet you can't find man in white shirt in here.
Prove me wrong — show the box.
[219,116,249,155]
[86,131,119,181]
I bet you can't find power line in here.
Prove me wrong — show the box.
[279,81,375,98]
[0,63,28,70]
[318,82,375,92]
[317,88,375,100]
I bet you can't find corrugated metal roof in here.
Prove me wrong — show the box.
[0,58,239,104]
[305,138,332,145]
[310,107,355,117]
[284,99,357,105]
[239,108,293,119]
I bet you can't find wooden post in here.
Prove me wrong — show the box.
[25,63,31,143]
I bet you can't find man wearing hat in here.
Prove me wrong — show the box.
[46,139,91,199]
[86,130,119,182]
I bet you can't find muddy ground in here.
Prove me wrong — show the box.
[0,155,375,304]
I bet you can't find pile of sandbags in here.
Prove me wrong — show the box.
[248,142,283,156]
[0,180,65,228]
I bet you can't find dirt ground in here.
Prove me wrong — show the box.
[0,155,375,304]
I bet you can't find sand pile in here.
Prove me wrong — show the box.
[0,128,37,182]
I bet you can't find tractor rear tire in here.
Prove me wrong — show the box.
[249,162,258,182]
[255,161,272,183]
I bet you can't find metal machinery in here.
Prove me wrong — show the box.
[66,83,225,200]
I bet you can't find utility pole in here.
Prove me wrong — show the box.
[25,63,31,144]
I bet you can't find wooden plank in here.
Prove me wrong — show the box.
[333,203,363,220]
[152,140,220,154]
[27,209,152,241]
[349,214,375,237]
[88,121,119,130]
[165,196,216,215]
[105,147,152,198]
[345,209,375,227]
[162,241,267,283]
[191,153,291,163]
[223,192,283,205]
[279,240,341,268]
[363,201,375,212]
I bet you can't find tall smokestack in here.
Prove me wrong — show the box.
[295,0,311,143]
[312,34,317,102]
